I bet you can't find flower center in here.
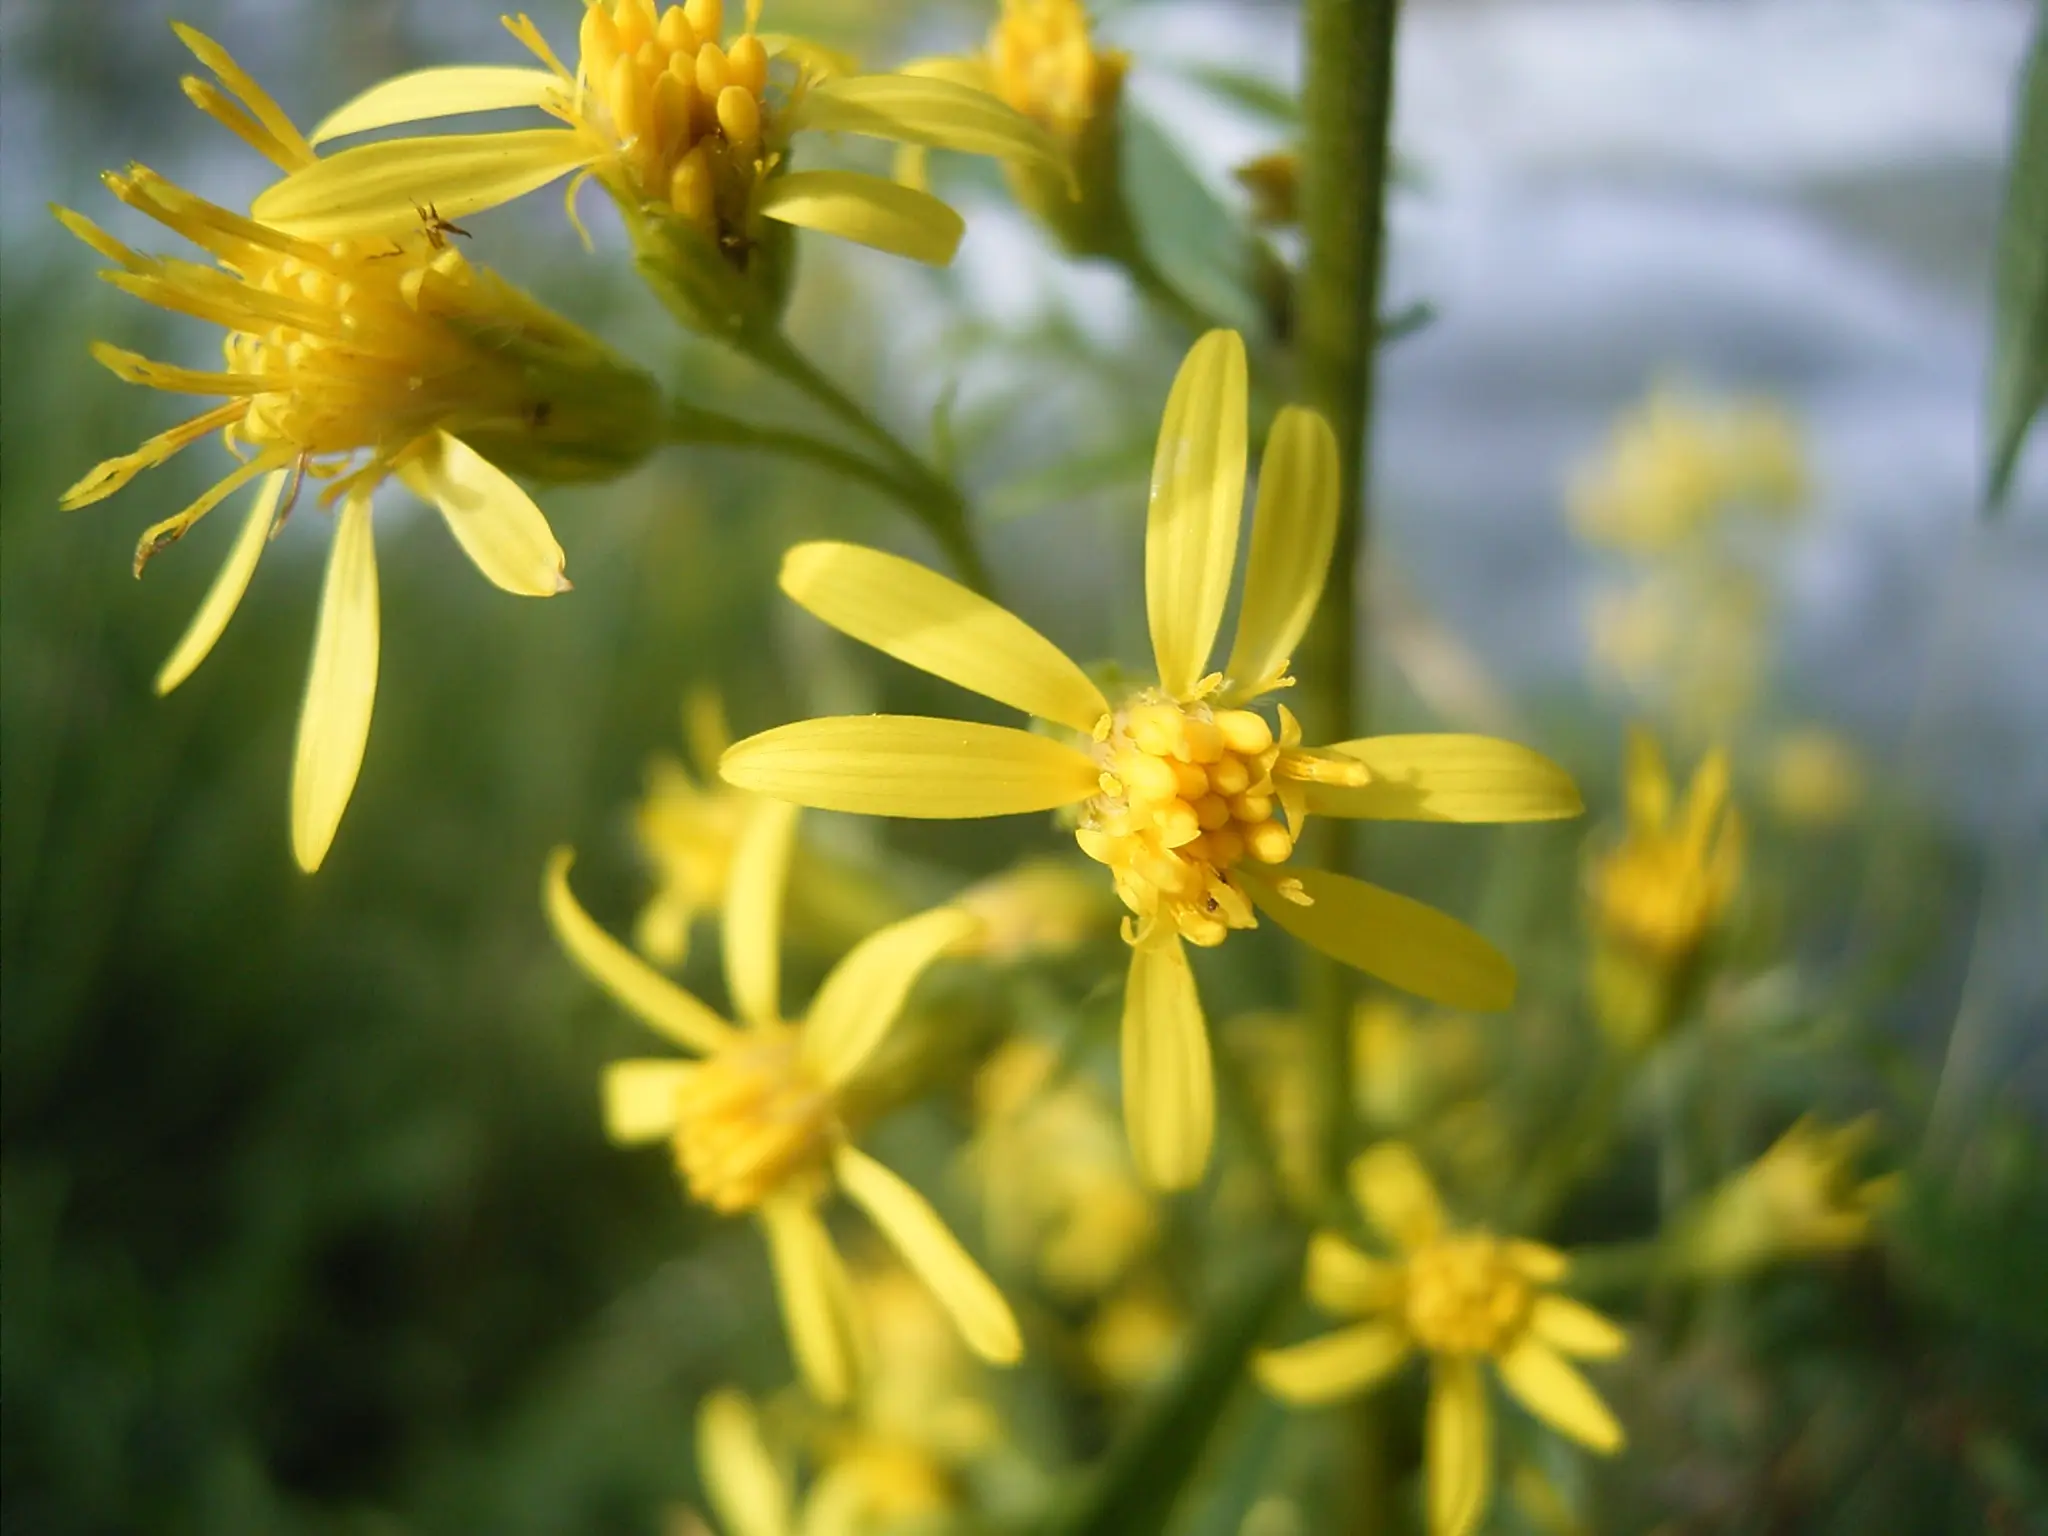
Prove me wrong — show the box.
[990,0,1102,138]
[1402,1235,1533,1356]
[1075,694,1293,948]
[671,1026,835,1213]
[574,0,773,228]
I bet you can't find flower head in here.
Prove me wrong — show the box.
[55,26,653,871]
[546,798,1022,1403]
[1256,1144,1628,1536]
[1590,728,1743,966]
[250,0,1063,313]
[1681,1116,1898,1277]
[634,690,754,966]
[720,331,1583,1189]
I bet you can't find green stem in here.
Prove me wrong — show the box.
[1518,1048,1640,1232]
[749,334,992,594]
[666,404,916,506]
[1296,0,1401,1198]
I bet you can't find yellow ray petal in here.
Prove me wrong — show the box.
[600,1059,693,1143]
[1527,1294,1629,1360]
[155,468,286,695]
[1506,1240,1569,1283]
[756,169,965,264]
[1240,867,1516,1010]
[543,848,735,1055]
[173,23,314,169]
[1121,934,1213,1190]
[722,799,800,1028]
[760,1197,865,1405]
[1496,1337,1624,1453]
[132,453,279,576]
[290,493,379,873]
[1305,735,1584,823]
[802,905,982,1089]
[1427,1356,1493,1536]
[1254,1322,1411,1404]
[400,432,567,598]
[696,1390,791,1536]
[720,716,1100,818]
[1225,407,1339,697]
[1305,1230,1401,1314]
[1146,330,1249,698]
[311,66,562,143]
[793,73,1065,182]
[251,129,594,241]
[834,1143,1023,1365]
[1348,1142,1445,1252]
[780,541,1107,732]
[1623,725,1671,832]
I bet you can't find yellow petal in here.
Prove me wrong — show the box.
[760,1197,865,1405]
[780,541,1107,732]
[290,492,379,873]
[802,905,983,1089]
[173,23,313,169]
[1241,867,1516,1011]
[1348,1142,1445,1251]
[696,1390,791,1536]
[1305,1231,1401,1314]
[251,129,595,240]
[756,170,965,264]
[1121,934,1214,1190]
[1225,407,1339,697]
[721,798,799,1028]
[834,1143,1023,1365]
[1623,725,1671,832]
[1254,1323,1411,1404]
[1427,1357,1493,1536]
[794,73,1065,182]
[720,716,1100,819]
[155,468,287,695]
[310,66,562,143]
[758,34,859,80]
[1306,735,1584,823]
[601,1059,692,1143]
[401,432,566,597]
[543,848,735,1055]
[1495,1337,1625,1453]
[1505,1240,1569,1283]
[1527,1294,1629,1360]
[1146,330,1249,698]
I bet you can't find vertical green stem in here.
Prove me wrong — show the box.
[1297,0,1401,1192]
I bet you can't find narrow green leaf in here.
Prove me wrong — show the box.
[1987,11,2048,510]
[1123,108,1263,336]
[1041,1229,1304,1536]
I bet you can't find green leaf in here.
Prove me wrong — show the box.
[1987,10,2048,510]
[1040,1229,1304,1536]
[1123,108,1264,336]
[1184,64,1300,127]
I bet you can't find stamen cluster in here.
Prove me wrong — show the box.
[1402,1234,1534,1356]
[989,0,1104,139]
[671,1027,835,1212]
[1076,695,1293,948]
[575,0,772,230]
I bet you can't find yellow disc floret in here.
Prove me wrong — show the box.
[1402,1234,1534,1357]
[989,0,1111,141]
[573,0,773,231]
[1076,693,1294,948]
[671,1025,836,1213]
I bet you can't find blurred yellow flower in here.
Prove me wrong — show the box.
[1256,1144,1627,1536]
[953,857,1115,964]
[721,331,1583,1189]
[1353,997,1486,1134]
[635,691,754,966]
[1682,1116,1898,1278]
[1766,727,1866,829]
[54,27,653,871]
[987,0,1121,143]
[251,0,1060,277]
[1234,150,1301,227]
[692,1388,796,1536]
[971,1038,1158,1296]
[1083,1274,1185,1390]
[1589,728,1742,967]
[546,799,1021,1403]
[1569,383,1808,554]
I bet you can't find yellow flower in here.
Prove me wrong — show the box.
[1681,1116,1898,1278]
[545,798,1022,1403]
[1568,383,1808,554]
[720,331,1583,1188]
[54,27,650,871]
[634,690,754,966]
[972,1037,1158,1296]
[1766,727,1866,829]
[1083,1274,1185,1389]
[1589,728,1743,967]
[1255,1144,1627,1536]
[952,857,1115,964]
[250,0,1062,282]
